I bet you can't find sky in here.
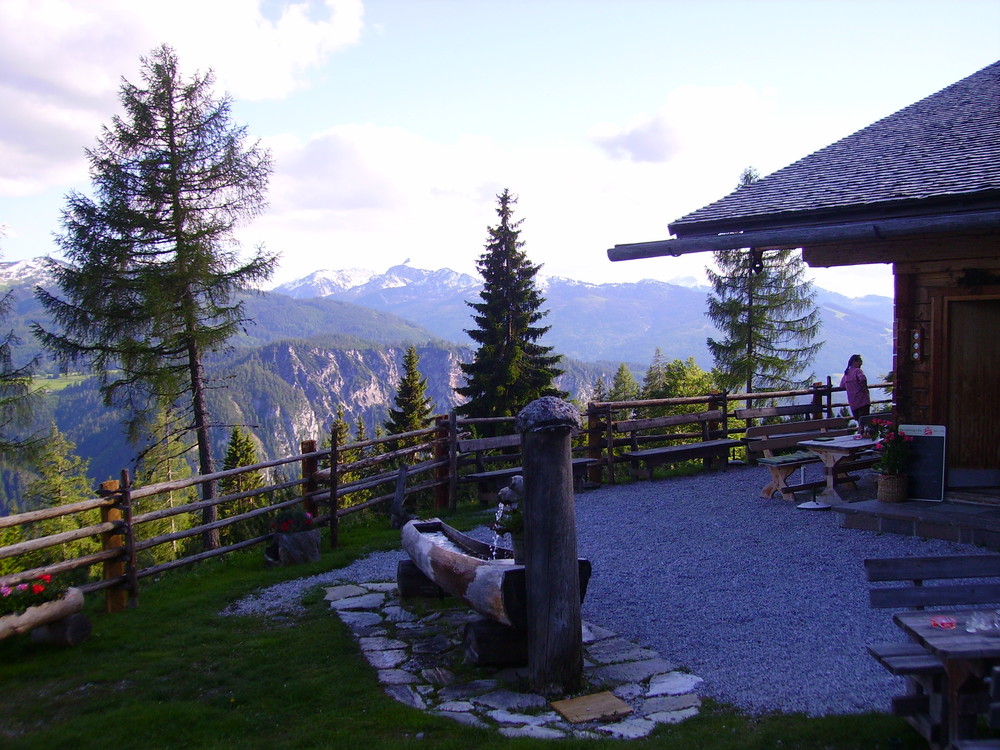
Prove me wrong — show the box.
[1,1,998,299]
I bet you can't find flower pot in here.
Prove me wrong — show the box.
[0,587,84,642]
[276,529,321,565]
[877,473,908,503]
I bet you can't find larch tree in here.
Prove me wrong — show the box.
[34,45,275,550]
[705,167,822,395]
[457,189,565,428]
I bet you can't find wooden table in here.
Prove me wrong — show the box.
[797,435,875,505]
[895,608,1000,748]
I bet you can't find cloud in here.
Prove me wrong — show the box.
[0,0,363,198]
[591,114,680,163]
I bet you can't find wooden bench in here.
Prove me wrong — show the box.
[865,554,1000,747]
[741,415,877,499]
[457,433,594,503]
[616,409,740,480]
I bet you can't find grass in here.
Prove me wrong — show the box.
[0,506,927,749]
[31,373,92,392]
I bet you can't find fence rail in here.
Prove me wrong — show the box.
[0,378,888,615]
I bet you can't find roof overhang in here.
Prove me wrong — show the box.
[607,208,1000,263]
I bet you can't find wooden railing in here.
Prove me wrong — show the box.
[0,377,890,614]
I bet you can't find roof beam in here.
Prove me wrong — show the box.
[607,209,1000,262]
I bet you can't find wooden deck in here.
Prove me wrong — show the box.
[835,497,1000,550]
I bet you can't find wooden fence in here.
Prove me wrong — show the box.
[0,377,888,615]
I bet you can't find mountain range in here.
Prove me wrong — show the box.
[0,257,892,490]
[270,263,894,381]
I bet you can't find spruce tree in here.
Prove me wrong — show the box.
[383,346,433,438]
[457,189,565,426]
[706,167,822,394]
[34,45,275,550]
[219,425,264,545]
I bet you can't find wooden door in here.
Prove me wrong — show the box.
[947,298,1000,487]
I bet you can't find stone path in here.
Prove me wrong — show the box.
[325,580,704,740]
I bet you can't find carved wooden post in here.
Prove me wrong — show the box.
[434,414,449,510]
[301,439,318,519]
[98,479,126,614]
[516,396,583,697]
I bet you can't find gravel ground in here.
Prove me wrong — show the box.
[225,463,986,717]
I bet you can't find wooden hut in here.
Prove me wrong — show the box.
[610,60,1000,503]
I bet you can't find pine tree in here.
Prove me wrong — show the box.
[457,189,565,427]
[641,349,668,400]
[34,45,275,550]
[135,408,197,563]
[221,425,263,496]
[706,167,822,394]
[219,425,265,545]
[610,363,641,402]
[383,346,433,438]
[22,424,98,574]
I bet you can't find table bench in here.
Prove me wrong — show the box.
[457,433,594,503]
[742,416,877,499]
[616,409,740,480]
[865,554,1000,748]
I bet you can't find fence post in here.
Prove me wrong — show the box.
[811,382,824,420]
[120,469,139,609]
[98,479,126,614]
[434,414,449,510]
[447,410,459,510]
[301,439,318,519]
[826,376,834,417]
[329,427,339,549]
[586,404,602,485]
[605,405,617,485]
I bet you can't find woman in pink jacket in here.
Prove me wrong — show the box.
[840,354,870,419]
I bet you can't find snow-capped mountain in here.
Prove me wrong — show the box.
[271,268,377,298]
[0,258,56,289]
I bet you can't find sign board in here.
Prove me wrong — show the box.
[899,424,947,502]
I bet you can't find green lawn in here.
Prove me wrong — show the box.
[0,509,925,749]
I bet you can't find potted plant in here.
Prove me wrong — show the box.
[0,575,84,641]
[870,418,914,502]
[265,507,321,565]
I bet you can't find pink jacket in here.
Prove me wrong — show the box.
[840,366,870,411]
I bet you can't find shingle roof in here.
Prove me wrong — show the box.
[669,60,1000,237]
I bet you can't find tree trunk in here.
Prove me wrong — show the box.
[187,335,218,551]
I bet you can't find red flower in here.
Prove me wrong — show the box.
[31,584,45,595]
[40,574,52,583]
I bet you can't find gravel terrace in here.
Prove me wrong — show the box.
[225,463,985,717]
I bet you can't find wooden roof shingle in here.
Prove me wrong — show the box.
[668,60,1000,237]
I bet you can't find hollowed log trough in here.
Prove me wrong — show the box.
[399,518,591,631]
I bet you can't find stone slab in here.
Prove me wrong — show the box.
[329,593,385,610]
[647,671,704,697]
[324,584,367,601]
[589,658,679,685]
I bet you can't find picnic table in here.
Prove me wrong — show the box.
[894,608,1000,749]
[797,434,876,505]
